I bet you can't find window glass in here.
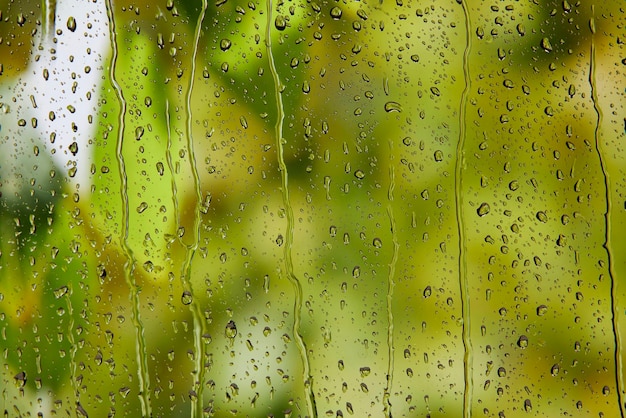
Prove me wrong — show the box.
[1,0,624,416]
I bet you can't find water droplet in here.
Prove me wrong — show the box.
[67,16,77,32]
[536,211,548,222]
[137,202,148,213]
[54,286,69,299]
[434,150,444,162]
[551,364,560,376]
[135,126,145,141]
[359,367,370,377]
[275,15,286,31]
[423,286,432,298]
[240,116,248,129]
[143,260,154,273]
[410,54,419,62]
[524,399,532,412]
[220,39,231,51]
[354,170,365,179]
[430,86,441,96]
[536,305,548,316]
[517,335,528,348]
[225,320,237,338]
[541,37,552,52]
[384,101,402,112]
[477,203,490,217]
[181,291,193,305]
[372,238,382,248]
[330,6,342,19]
[497,367,506,377]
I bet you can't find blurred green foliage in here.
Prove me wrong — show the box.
[1,0,625,417]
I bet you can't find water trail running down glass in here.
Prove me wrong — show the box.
[183,1,209,416]
[589,6,625,416]
[165,100,178,222]
[456,2,473,417]
[65,289,78,402]
[105,1,152,415]
[265,1,316,416]
[383,146,398,417]
[41,0,56,40]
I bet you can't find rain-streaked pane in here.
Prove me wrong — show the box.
[0,0,624,417]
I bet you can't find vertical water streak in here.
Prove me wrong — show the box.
[383,147,398,417]
[41,0,56,40]
[65,289,78,399]
[165,100,179,220]
[265,2,316,416]
[456,2,473,417]
[183,1,208,416]
[105,1,152,415]
[589,7,625,416]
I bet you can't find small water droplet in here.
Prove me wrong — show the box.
[434,150,444,162]
[135,126,144,141]
[517,335,528,348]
[330,6,342,19]
[225,320,237,338]
[181,291,193,305]
[137,202,148,213]
[477,203,490,217]
[384,101,402,113]
[354,170,365,179]
[54,286,69,299]
[220,39,231,51]
[536,211,548,222]
[274,15,286,31]
[536,305,548,316]
[541,37,552,52]
[524,399,532,412]
[67,16,77,32]
[423,286,432,298]
[551,364,560,376]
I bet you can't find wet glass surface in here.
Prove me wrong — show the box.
[1,0,625,416]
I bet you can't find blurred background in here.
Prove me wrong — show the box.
[1,0,625,416]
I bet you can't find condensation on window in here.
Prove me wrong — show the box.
[1,0,624,417]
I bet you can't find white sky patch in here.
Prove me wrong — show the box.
[0,0,110,201]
